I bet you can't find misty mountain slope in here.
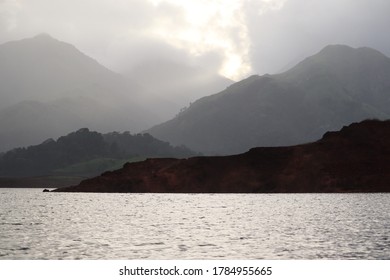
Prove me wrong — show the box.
[147,45,390,155]
[124,60,233,120]
[0,34,128,106]
[280,45,390,111]
[0,34,158,152]
[0,97,158,152]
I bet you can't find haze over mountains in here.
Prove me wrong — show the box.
[125,60,232,120]
[0,34,231,152]
[2,34,390,157]
[0,34,146,151]
[147,45,390,155]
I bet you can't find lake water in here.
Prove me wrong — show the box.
[0,188,389,259]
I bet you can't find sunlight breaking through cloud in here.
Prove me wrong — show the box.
[147,0,287,80]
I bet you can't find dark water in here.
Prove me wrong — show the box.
[0,189,389,259]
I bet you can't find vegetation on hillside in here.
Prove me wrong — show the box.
[0,128,197,177]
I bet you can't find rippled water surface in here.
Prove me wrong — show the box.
[0,189,389,259]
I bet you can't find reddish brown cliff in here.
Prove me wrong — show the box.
[53,120,390,193]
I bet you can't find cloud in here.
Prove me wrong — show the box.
[0,0,263,80]
[145,0,253,79]
[246,0,390,74]
[0,0,22,32]
[1,0,390,80]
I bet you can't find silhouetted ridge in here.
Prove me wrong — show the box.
[54,120,390,193]
[0,128,197,177]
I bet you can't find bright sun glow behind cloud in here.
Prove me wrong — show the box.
[2,0,390,81]
[0,0,288,80]
[147,0,286,80]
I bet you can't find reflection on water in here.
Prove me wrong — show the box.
[0,189,389,259]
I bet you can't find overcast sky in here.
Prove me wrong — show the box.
[1,0,390,80]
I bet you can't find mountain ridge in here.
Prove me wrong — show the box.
[0,34,233,152]
[147,44,390,154]
[0,127,197,179]
[0,34,153,152]
[53,119,390,193]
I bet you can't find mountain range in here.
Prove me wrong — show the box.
[147,45,390,155]
[0,34,231,152]
[0,34,148,152]
[2,35,390,158]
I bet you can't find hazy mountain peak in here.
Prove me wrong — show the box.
[280,43,390,82]
[33,32,56,40]
[1,33,72,51]
[0,35,157,152]
[28,33,73,49]
[147,44,390,155]
[318,44,355,54]
[315,44,388,61]
[0,34,121,106]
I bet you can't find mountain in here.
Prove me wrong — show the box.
[0,127,196,179]
[124,60,233,120]
[147,45,390,155]
[0,34,157,152]
[53,120,390,193]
